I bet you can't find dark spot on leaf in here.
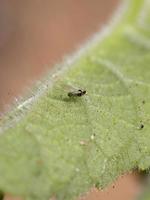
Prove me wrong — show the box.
[142,100,145,104]
[139,124,144,130]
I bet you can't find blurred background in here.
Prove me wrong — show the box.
[0,0,119,112]
[0,0,143,199]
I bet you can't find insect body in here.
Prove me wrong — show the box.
[68,89,86,97]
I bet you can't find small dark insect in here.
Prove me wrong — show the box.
[68,89,86,97]
[139,124,144,129]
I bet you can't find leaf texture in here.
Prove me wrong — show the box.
[0,0,150,199]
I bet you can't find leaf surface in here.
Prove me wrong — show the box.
[0,0,150,199]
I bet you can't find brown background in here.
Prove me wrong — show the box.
[0,0,119,111]
[0,0,142,199]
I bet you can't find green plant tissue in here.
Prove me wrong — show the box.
[0,0,150,199]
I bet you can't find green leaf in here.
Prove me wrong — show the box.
[0,0,150,199]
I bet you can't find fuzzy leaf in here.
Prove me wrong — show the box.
[0,0,150,199]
